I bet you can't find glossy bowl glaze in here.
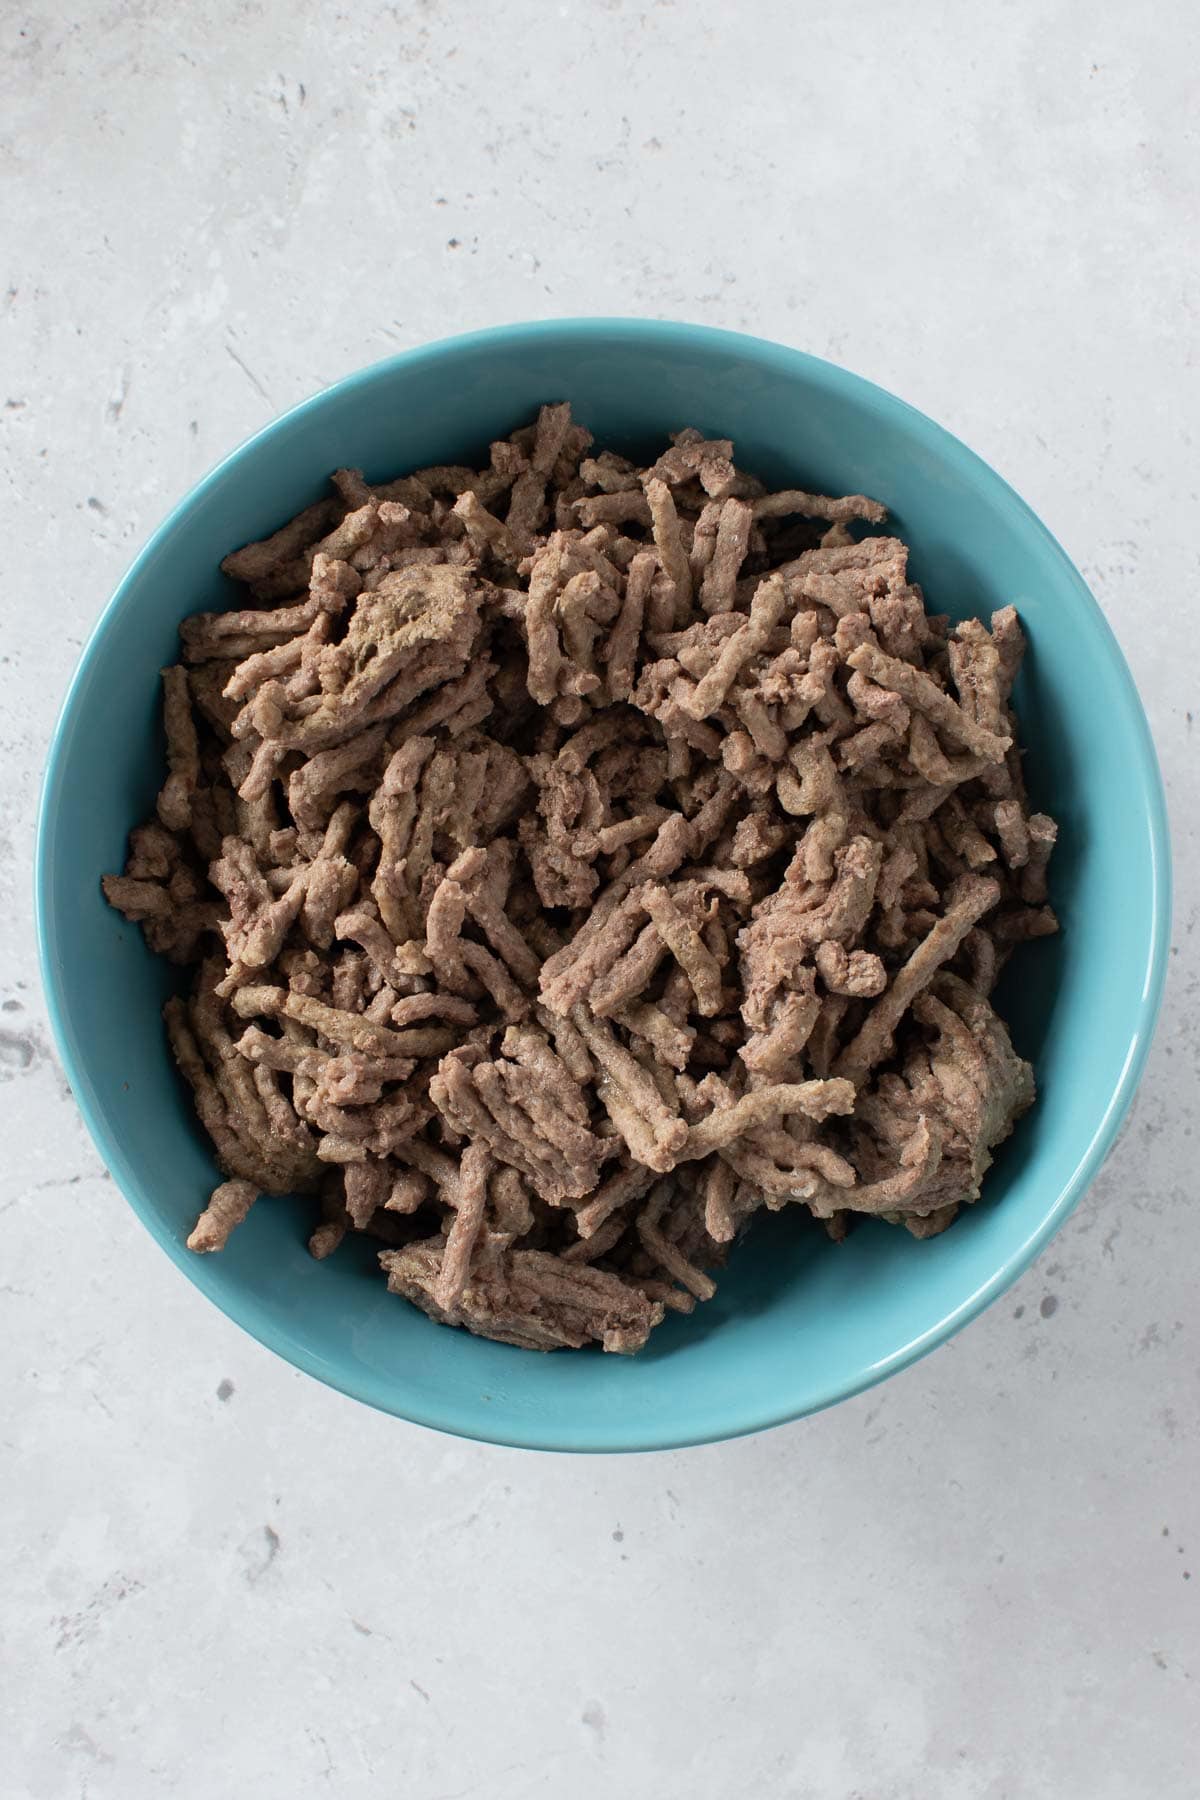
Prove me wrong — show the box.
[36,320,1170,1450]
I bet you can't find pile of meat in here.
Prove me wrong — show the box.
[103,405,1057,1353]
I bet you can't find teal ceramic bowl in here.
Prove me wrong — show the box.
[36,320,1170,1451]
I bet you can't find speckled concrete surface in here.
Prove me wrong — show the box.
[2,4,1197,1796]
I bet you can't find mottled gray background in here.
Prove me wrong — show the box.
[2,3,1197,1796]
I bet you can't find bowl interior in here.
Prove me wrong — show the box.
[37,321,1168,1450]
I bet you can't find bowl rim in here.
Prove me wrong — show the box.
[35,317,1173,1452]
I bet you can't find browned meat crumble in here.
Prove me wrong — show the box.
[104,407,1057,1352]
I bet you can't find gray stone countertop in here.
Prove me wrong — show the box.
[1,3,1196,1795]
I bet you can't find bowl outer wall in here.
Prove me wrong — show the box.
[36,320,1171,1452]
